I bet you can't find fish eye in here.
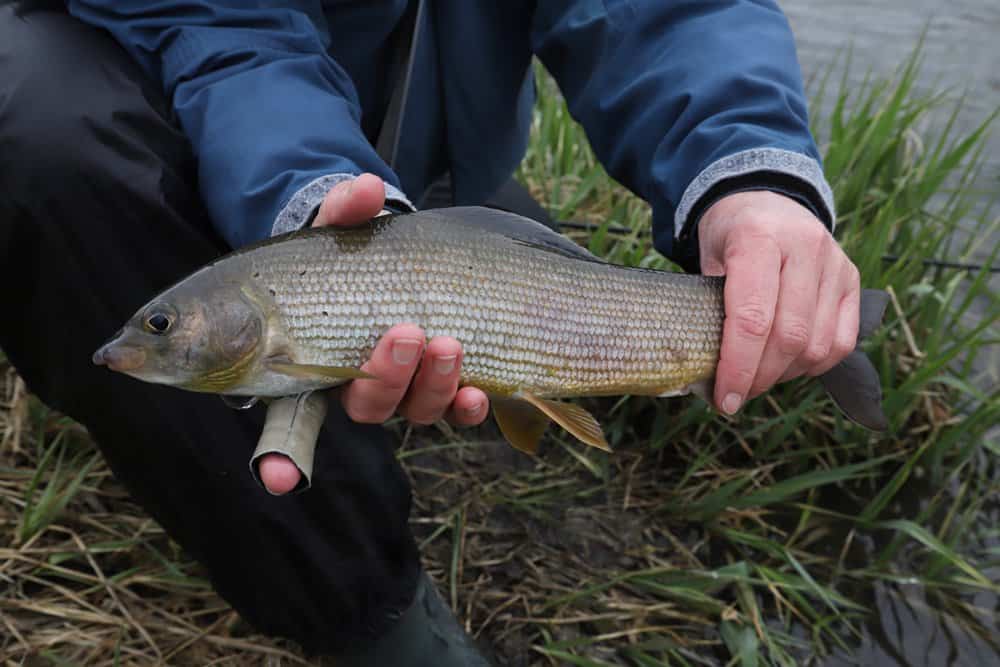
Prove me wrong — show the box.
[145,312,172,335]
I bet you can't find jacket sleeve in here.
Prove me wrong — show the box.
[530,0,835,271]
[67,1,413,249]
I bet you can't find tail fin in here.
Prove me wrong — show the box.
[818,289,890,431]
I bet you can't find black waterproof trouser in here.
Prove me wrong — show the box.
[0,2,424,653]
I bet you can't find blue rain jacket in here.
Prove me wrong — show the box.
[67,1,832,264]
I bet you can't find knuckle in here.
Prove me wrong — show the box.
[775,320,811,356]
[740,207,773,230]
[802,340,831,366]
[732,302,774,339]
[805,222,828,244]
[725,226,776,259]
[832,334,855,360]
[811,231,831,258]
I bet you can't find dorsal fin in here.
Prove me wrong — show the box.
[264,206,605,263]
[415,206,605,262]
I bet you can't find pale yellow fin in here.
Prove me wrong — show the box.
[515,392,610,452]
[266,360,375,382]
[491,396,550,455]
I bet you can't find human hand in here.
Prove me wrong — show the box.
[698,190,860,416]
[256,174,489,495]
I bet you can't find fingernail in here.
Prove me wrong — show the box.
[722,393,742,415]
[464,403,482,418]
[433,354,457,375]
[392,339,422,365]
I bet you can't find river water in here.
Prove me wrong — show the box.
[782,0,999,388]
[783,0,999,191]
[777,4,998,665]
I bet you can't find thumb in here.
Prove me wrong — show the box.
[313,173,387,227]
[251,393,327,495]
[258,453,302,495]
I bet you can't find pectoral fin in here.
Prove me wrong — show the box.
[492,396,550,455]
[266,360,375,383]
[516,392,611,452]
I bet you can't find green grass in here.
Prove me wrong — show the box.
[513,45,999,664]
[1,47,997,666]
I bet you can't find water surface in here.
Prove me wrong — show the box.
[780,5,998,665]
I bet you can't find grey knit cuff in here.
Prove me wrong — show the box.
[271,173,415,237]
[674,148,836,238]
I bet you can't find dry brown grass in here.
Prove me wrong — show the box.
[5,50,999,667]
[1,368,312,665]
[4,353,997,666]
[0,360,737,666]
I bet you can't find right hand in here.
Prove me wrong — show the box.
[698,191,861,415]
[257,174,489,495]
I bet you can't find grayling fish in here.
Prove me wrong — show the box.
[93,207,889,454]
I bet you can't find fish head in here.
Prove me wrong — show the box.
[93,276,264,393]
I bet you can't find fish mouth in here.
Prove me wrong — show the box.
[92,336,147,373]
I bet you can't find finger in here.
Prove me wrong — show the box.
[779,249,839,382]
[714,228,781,415]
[398,337,463,425]
[748,235,826,397]
[312,173,387,227]
[446,386,490,426]
[341,324,425,423]
[809,262,860,377]
[257,453,302,495]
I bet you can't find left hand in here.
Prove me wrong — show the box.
[698,190,860,416]
[257,174,488,495]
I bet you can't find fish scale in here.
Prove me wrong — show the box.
[95,206,890,455]
[94,207,888,460]
[250,213,724,398]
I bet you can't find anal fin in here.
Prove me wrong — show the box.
[492,396,550,455]
[516,392,610,452]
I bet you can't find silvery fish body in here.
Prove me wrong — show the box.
[94,207,888,453]
[249,209,724,400]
